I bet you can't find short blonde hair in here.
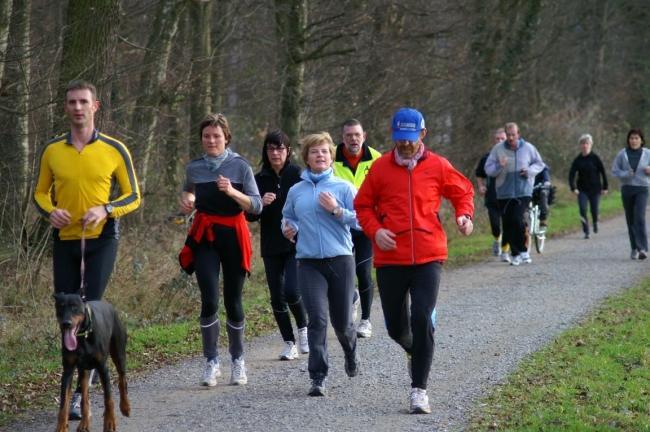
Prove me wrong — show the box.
[578,134,593,145]
[300,132,336,166]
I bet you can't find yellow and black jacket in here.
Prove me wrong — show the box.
[34,130,140,240]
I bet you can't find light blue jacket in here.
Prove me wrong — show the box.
[611,147,650,188]
[282,169,360,259]
[484,139,545,199]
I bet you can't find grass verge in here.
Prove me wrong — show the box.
[468,277,650,431]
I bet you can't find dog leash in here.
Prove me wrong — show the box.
[80,226,87,301]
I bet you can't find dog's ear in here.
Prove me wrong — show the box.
[53,292,64,303]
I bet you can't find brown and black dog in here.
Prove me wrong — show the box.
[54,292,130,432]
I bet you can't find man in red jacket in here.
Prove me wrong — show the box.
[354,107,474,414]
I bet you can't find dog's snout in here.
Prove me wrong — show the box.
[62,319,73,328]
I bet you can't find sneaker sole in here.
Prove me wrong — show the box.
[201,379,217,387]
[409,406,431,414]
[356,331,372,338]
[308,387,325,397]
[279,355,297,361]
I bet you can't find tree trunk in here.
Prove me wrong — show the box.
[130,0,186,199]
[275,0,306,144]
[56,0,120,132]
[0,0,13,86]
[12,0,30,203]
[189,0,212,159]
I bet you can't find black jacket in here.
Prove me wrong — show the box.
[247,162,302,257]
[569,152,608,194]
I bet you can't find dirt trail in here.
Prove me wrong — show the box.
[8,214,649,432]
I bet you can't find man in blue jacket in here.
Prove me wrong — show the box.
[485,122,545,266]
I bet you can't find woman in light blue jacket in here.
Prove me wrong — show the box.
[611,128,650,259]
[282,132,360,397]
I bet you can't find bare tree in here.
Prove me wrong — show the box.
[56,0,120,131]
[188,0,212,158]
[129,0,187,198]
[0,0,13,86]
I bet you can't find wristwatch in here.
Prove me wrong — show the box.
[331,206,341,216]
[104,203,114,215]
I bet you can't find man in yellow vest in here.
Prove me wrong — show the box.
[333,119,382,338]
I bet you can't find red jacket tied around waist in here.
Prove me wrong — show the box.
[179,211,252,274]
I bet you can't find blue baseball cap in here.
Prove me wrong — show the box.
[391,108,425,141]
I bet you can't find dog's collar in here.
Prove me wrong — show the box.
[76,303,93,338]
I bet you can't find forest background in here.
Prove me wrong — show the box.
[0,0,649,419]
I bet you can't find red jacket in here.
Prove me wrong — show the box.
[354,148,474,266]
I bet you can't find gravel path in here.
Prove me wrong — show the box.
[8,213,649,432]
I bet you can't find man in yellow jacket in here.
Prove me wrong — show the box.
[33,79,140,419]
[333,119,381,338]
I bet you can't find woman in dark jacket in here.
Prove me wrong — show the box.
[248,130,309,360]
[568,133,608,239]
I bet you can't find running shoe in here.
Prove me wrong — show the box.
[201,358,221,387]
[500,252,511,263]
[69,391,83,420]
[492,240,500,256]
[344,351,360,377]
[631,250,639,260]
[510,255,522,266]
[520,252,532,264]
[308,377,326,396]
[230,358,247,385]
[356,319,372,338]
[297,327,309,354]
[279,341,298,360]
[639,250,647,260]
[409,387,431,414]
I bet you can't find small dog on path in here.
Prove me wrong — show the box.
[54,292,130,432]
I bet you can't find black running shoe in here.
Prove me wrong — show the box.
[308,377,326,396]
[344,352,360,377]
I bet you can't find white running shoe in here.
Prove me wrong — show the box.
[352,295,360,323]
[201,358,221,387]
[297,327,309,354]
[409,387,431,414]
[500,252,511,263]
[510,255,522,266]
[230,357,248,385]
[520,252,532,264]
[356,319,372,338]
[279,341,298,360]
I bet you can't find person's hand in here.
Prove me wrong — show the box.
[519,168,528,177]
[573,189,579,195]
[262,192,277,206]
[456,215,473,236]
[82,205,108,229]
[217,175,234,195]
[478,185,487,195]
[375,228,397,251]
[282,223,297,243]
[179,192,195,214]
[499,156,508,167]
[318,191,338,213]
[49,208,72,229]
[602,189,609,195]
[644,166,650,175]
